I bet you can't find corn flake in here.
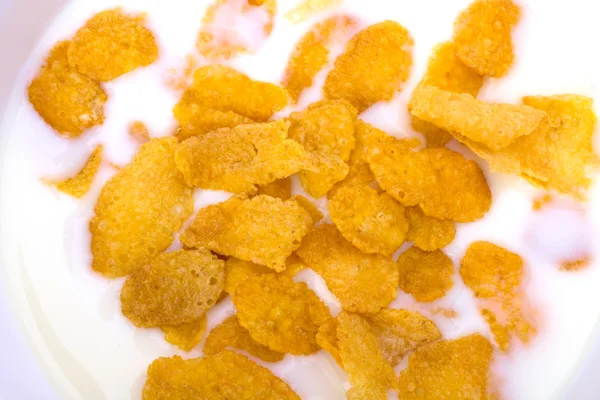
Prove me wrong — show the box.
[68,9,158,81]
[316,319,342,366]
[398,334,494,400]
[364,309,442,366]
[174,66,288,124]
[410,85,546,150]
[397,247,454,303]
[337,312,397,399]
[174,120,307,193]
[129,121,150,143]
[296,224,399,313]
[28,41,107,138]
[204,315,285,362]
[285,0,343,24]
[292,195,324,223]
[143,351,300,400]
[121,249,225,327]
[257,177,292,200]
[90,137,194,277]
[405,206,456,251]
[181,195,313,272]
[329,184,408,255]
[234,274,331,354]
[288,100,357,197]
[175,109,254,141]
[324,21,413,112]
[453,0,521,77]
[224,257,273,297]
[161,316,207,352]
[44,145,103,198]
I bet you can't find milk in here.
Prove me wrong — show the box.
[1,0,600,399]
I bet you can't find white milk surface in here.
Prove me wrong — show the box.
[1,0,600,399]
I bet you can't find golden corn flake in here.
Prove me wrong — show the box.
[129,121,150,143]
[453,0,521,77]
[224,257,273,297]
[181,195,313,272]
[460,241,536,351]
[296,224,399,313]
[28,41,107,138]
[44,145,103,198]
[257,177,292,200]
[405,206,456,251]
[143,351,300,400]
[174,66,288,124]
[364,309,442,366]
[288,100,357,197]
[368,142,491,222]
[175,109,254,141]
[234,274,331,355]
[292,195,324,223]
[410,85,546,150]
[90,137,194,277]
[324,21,413,112]
[337,312,397,399]
[68,9,158,81]
[398,334,493,400]
[329,184,408,255]
[283,15,359,102]
[316,319,342,366]
[411,41,484,147]
[397,247,454,303]
[161,316,207,352]
[248,0,266,5]
[285,0,343,24]
[204,315,285,362]
[121,249,225,328]
[174,120,306,193]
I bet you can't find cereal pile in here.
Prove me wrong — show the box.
[27,0,598,398]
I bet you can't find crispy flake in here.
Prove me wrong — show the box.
[175,110,254,141]
[398,334,494,400]
[44,145,103,198]
[161,317,207,352]
[324,21,413,112]
[68,9,158,81]
[174,120,306,193]
[234,274,331,355]
[224,257,273,297]
[410,85,546,150]
[285,0,343,23]
[292,195,324,223]
[316,319,342,366]
[397,247,454,303]
[143,351,300,399]
[28,41,107,138]
[453,0,521,77]
[90,138,194,277]
[405,206,456,251]
[129,121,150,143]
[257,177,292,200]
[296,224,399,313]
[204,315,285,362]
[121,250,225,327]
[181,195,313,271]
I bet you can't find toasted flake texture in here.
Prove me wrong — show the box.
[337,312,397,399]
[460,242,536,351]
[129,121,150,143]
[411,42,484,148]
[90,138,194,277]
[292,195,324,223]
[182,196,313,271]
[224,257,273,297]
[143,352,300,400]
[410,85,545,150]
[329,184,408,255]
[28,41,107,138]
[296,224,399,313]
[453,0,521,77]
[45,145,103,198]
[257,177,292,200]
[288,100,357,197]
[398,334,493,400]
[397,247,454,303]
[456,95,599,198]
[368,142,491,222]
[364,309,442,366]
[316,319,342,366]
[161,317,207,352]
[283,15,358,102]
[68,9,158,81]
[174,120,306,193]
[121,250,225,328]
[324,21,413,112]
[174,66,288,124]
[204,315,284,362]
[405,206,456,251]
[234,274,331,355]
[175,110,254,141]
